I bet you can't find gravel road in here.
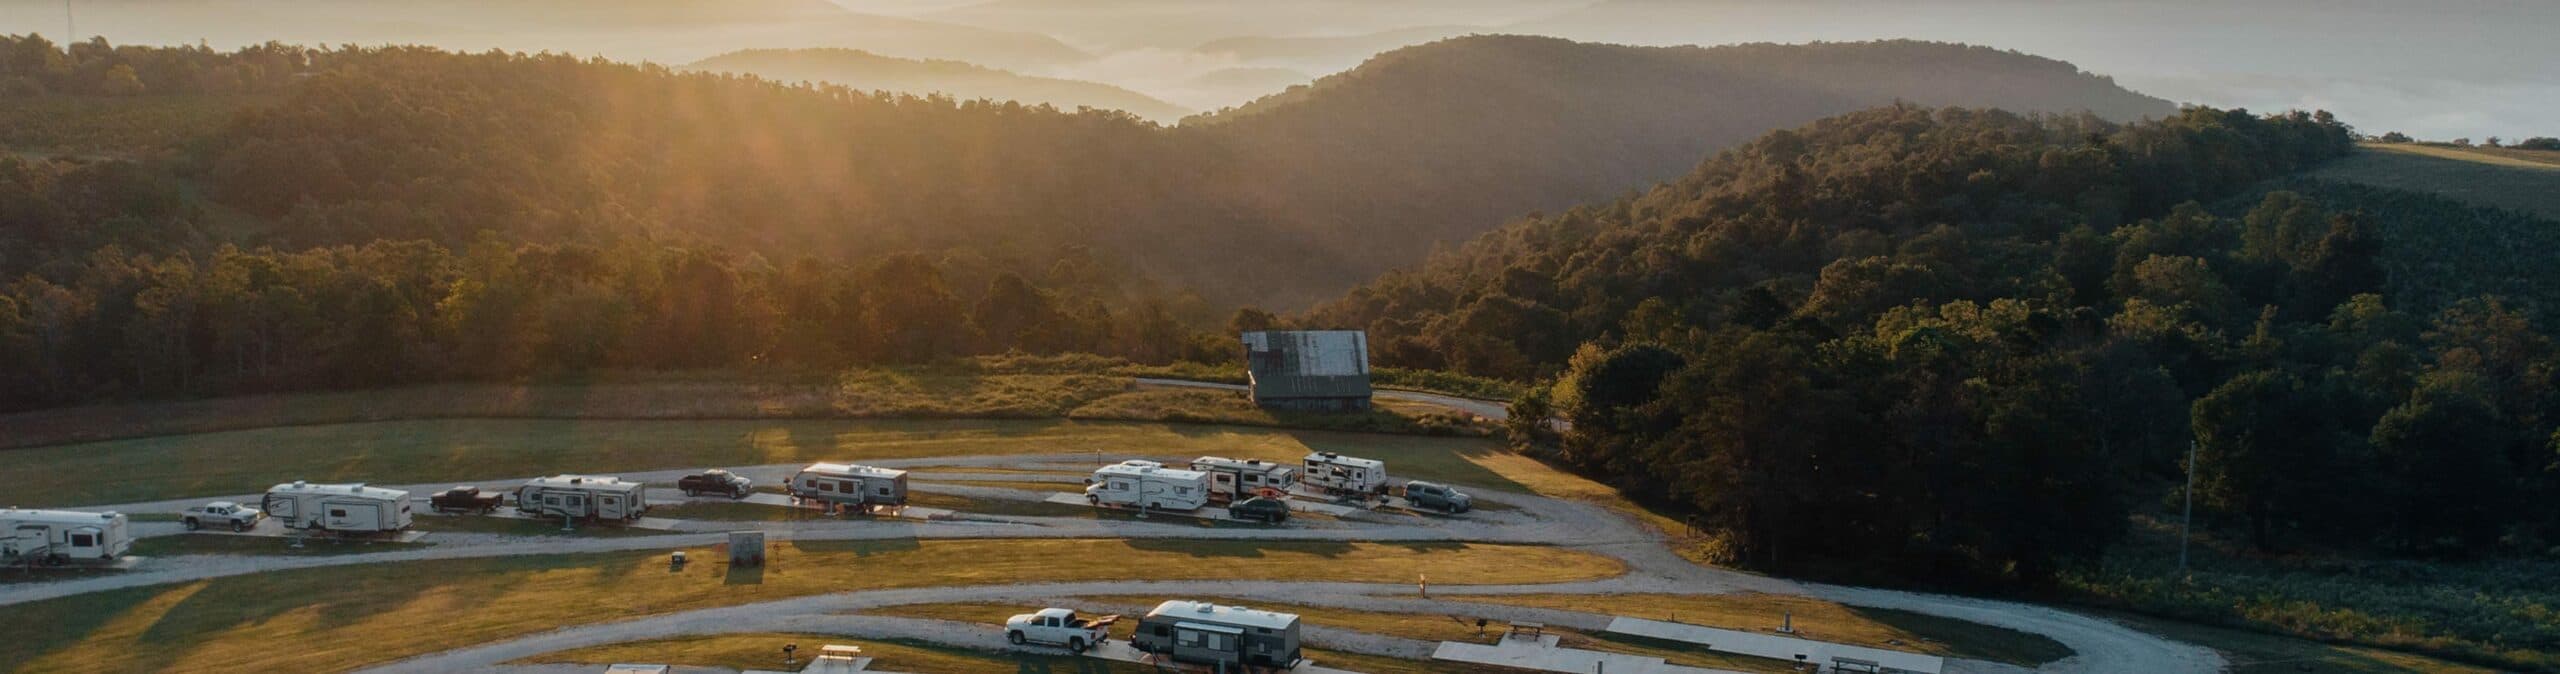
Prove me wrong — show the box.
[16,451,2222,674]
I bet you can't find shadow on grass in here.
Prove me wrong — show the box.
[725,562,765,586]
[0,584,162,665]
[1844,604,2073,667]
[789,536,923,557]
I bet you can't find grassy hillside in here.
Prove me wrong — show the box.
[2310,143,2560,220]
[683,48,1191,122]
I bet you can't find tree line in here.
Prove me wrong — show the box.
[0,232,1231,410]
[1329,105,2557,583]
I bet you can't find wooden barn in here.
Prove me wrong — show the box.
[1242,330,1372,412]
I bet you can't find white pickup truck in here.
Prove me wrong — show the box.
[181,501,263,532]
[1004,607,1118,653]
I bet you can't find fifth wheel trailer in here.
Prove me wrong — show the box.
[262,481,414,532]
[1129,600,1303,670]
[0,508,131,565]
[514,475,651,521]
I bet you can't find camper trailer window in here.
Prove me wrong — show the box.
[1154,625,1171,637]
[1178,631,1206,648]
[329,509,347,518]
[71,533,94,546]
[875,487,891,497]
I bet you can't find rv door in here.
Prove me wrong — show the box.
[326,503,379,530]
[598,493,624,519]
[265,495,296,522]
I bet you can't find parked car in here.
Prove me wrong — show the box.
[1228,496,1291,523]
[1403,481,1472,513]
[1004,607,1118,653]
[181,501,262,532]
[429,486,505,514]
[678,470,753,499]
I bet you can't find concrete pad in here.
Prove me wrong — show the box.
[1606,617,1943,674]
[1039,493,1240,522]
[1280,499,1360,516]
[710,493,957,522]
[1431,635,1736,674]
[741,493,798,508]
[184,518,430,543]
[628,517,687,531]
[1084,641,1359,673]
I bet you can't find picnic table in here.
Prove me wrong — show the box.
[1505,621,1546,640]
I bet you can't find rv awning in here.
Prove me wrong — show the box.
[1176,621,1246,635]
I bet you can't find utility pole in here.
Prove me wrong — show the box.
[64,0,77,41]
[2179,439,2197,574]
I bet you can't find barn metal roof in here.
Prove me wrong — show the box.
[1242,330,1373,400]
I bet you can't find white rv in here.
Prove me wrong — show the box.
[1188,456,1299,502]
[1301,452,1388,495]
[789,463,910,510]
[261,481,414,532]
[1085,460,1212,511]
[514,475,651,521]
[0,508,131,565]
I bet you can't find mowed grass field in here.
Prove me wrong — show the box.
[0,538,1620,673]
[0,417,1526,507]
[2311,143,2560,219]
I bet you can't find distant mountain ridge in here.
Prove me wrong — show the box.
[685,48,1191,121]
[1177,36,2177,288]
[0,34,2181,308]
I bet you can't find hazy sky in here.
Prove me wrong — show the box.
[3,0,2549,138]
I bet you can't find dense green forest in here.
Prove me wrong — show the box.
[1317,105,2559,592]
[0,34,2173,308]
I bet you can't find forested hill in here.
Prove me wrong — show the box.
[0,34,2176,308]
[683,48,1191,122]
[1315,105,2560,596]
[1182,37,2174,278]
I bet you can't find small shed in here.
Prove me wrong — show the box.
[728,530,766,566]
[1242,330,1373,412]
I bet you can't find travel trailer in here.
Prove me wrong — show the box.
[1129,600,1304,669]
[0,508,131,565]
[1301,452,1388,495]
[1085,460,1211,511]
[261,482,414,532]
[1187,456,1299,502]
[788,463,910,511]
[514,475,651,521]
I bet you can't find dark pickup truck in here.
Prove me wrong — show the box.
[678,470,753,499]
[429,486,505,514]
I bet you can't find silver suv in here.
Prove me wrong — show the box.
[1403,481,1472,513]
